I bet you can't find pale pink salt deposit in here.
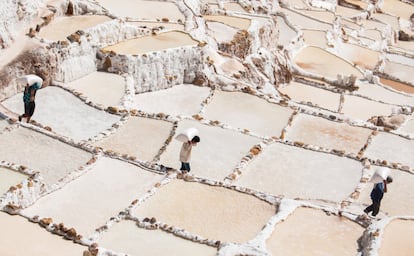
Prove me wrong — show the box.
[379,219,414,256]
[133,179,276,243]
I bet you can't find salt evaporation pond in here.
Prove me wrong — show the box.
[38,15,112,41]
[0,167,27,194]
[102,31,198,55]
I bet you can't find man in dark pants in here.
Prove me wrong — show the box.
[18,81,41,123]
[364,176,393,217]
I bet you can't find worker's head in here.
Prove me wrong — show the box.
[191,136,200,145]
[386,176,393,184]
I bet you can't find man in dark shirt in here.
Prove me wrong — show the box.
[364,176,393,217]
[18,81,42,123]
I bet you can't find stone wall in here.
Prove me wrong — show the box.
[97,46,204,93]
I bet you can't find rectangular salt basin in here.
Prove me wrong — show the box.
[99,220,217,256]
[21,157,164,237]
[93,116,173,162]
[132,179,276,243]
[0,212,86,256]
[0,127,92,185]
[235,143,363,202]
[363,132,414,168]
[266,207,362,256]
[379,219,414,256]
[158,119,261,181]
[286,114,372,154]
[204,91,293,138]
[341,95,394,121]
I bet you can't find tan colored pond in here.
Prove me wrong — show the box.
[0,167,27,194]
[336,43,381,70]
[286,113,372,154]
[380,78,414,94]
[266,207,362,256]
[207,20,240,43]
[0,212,86,256]
[358,167,414,216]
[203,15,251,30]
[335,5,365,18]
[132,84,211,117]
[281,8,331,31]
[93,116,173,162]
[363,132,414,171]
[235,142,362,202]
[133,179,276,243]
[355,82,414,106]
[0,127,92,185]
[341,95,394,121]
[279,81,340,112]
[65,71,125,108]
[298,9,336,24]
[159,119,261,181]
[96,0,184,21]
[102,31,198,55]
[224,3,247,13]
[294,46,363,80]
[302,29,328,48]
[38,15,111,42]
[99,220,217,256]
[21,157,164,237]
[379,219,414,256]
[204,91,293,137]
[382,0,414,21]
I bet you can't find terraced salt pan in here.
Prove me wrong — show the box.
[204,91,293,137]
[302,30,328,48]
[2,86,120,142]
[206,21,240,43]
[0,127,92,185]
[203,15,251,30]
[159,119,261,181]
[341,95,394,121]
[358,167,414,216]
[102,31,198,55]
[355,82,414,106]
[363,132,414,169]
[266,207,362,256]
[380,78,414,94]
[0,167,27,194]
[93,116,173,162]
[360,29,383,43]
[65,71,125,108]
[235,143,362,202]
[0,212,86,256]
[281,8,331,30]
[279,81,340,112]
[379,219,414,256]
[276,16,297,46]
[383,61,414,85]
[132,84,210,117]
[294,46,363,80]
[286,114,372,154]
[395,40,414,54]
[224,3,247,13]
[38,15,112,41]
[96,0,184,21]
[21,157,164,237]
[381,0,414,21]
[335,43,381,70]
[298,9,336,24]
[133,179,276,243]
[99,220,217,256]
[335,5,365,18]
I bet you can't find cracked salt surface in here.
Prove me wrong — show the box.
[0,0,414,255]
